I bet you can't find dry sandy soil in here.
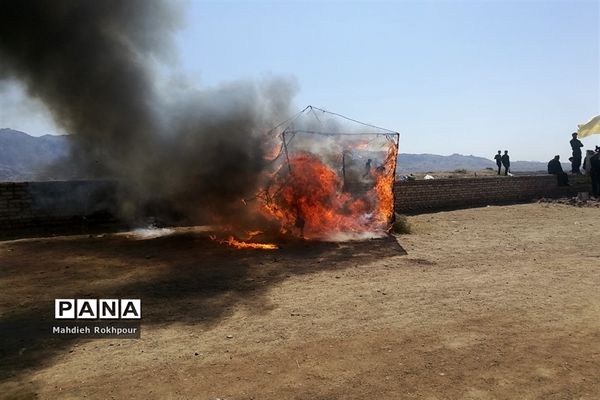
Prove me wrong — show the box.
[1,203,599,399]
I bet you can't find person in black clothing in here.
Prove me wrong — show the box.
[501,150,510,175]
[570,132,584,174]
[363,158,372,178]
[547,155,569,186]
[590,147,600,197]
[493,150,502,175]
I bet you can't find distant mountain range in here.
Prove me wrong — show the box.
[0,128,71,181]
[396,153,555,173]
[0,128,555,181]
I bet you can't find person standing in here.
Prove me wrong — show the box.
[363,158,372,178]
[493,150,502,175]
[590,147,600,197]
[570,132,584,174]
[501,150,510,176]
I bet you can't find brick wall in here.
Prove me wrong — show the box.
[394,175,591,214]
[0,180,118,233]
[0,176,592,234]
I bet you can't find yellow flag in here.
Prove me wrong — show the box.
[577,115,600,138]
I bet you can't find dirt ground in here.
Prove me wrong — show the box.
[1,203,599,399]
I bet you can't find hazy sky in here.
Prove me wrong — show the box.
[1,0,599,161]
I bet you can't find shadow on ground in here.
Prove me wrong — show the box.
[0,230,406,384]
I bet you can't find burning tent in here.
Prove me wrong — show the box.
[248,106,400,243]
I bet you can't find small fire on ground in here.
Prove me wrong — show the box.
[209,234,278,250]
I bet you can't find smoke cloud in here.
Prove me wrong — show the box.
[0,0,296,225]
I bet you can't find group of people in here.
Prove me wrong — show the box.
[546,132,600,197]
[493,132,600,197]
[493,150,510,176]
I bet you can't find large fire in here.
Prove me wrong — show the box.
[260,141,398,240]
[209,107,399,248]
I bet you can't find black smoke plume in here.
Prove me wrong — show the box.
[0,0,295,225]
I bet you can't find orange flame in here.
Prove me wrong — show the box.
[245,230,264,239]
[210,234,278,250]
[210,128,398,245]
[373,142,399,227]
[260,143,397,239]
